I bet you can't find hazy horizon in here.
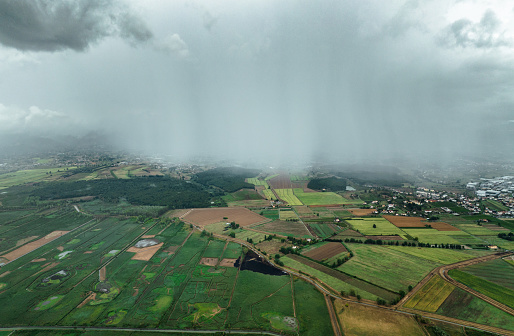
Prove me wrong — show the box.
[1,0,514,165]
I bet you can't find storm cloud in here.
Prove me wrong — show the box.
[0,0,513,165]
[0,0,152,52]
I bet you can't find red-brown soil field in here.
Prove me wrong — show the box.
[383,215,460,231]
[302,242,347,261]
[181,207,268,227]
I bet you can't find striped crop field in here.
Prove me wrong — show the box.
[247,177,269,188]
[275,189,303,206]
[404,276,455,312]
[449,269,514,309]
[263,189,277,200]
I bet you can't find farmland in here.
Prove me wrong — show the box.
[275,189,303,206]
[0,212,329,335]
[0,167,77,189]
[449,269,514,309]
[458,258,514,291]
[339,244,440,293]
[302,242,347,261]
[293,188,350,206]
[403,276,455,312]
[346,218,407,237]
[335,299,425,336]
[181,207,268,227]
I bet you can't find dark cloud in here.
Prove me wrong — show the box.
[439,9,511,49]
[0,0,152,52]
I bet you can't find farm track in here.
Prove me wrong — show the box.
[324,294,342,336]
[291,207,317,238]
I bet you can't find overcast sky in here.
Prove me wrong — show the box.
[0,0,513,164]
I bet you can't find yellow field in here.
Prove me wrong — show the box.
[263,189,277,200]
[275,189,303,205]
[403,275,455,312]
[279,210,299,221]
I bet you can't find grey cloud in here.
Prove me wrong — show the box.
[203,11,218,31]
[154,34,190,57]
[0,0,152,52]
[439,9,510,49]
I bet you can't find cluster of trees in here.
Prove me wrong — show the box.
[307,177,346,191]
[344,237,464,249]
[30,177,212,208]
[498,232,514,241]
[193,167,259,193]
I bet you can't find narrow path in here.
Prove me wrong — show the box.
[324,294,342,336]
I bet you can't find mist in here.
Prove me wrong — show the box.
[1,0,513,167]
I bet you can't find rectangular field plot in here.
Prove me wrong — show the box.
[453,224,500,236]
[294,279,334,336]
[449,269,514,309]
[252,220,312,238]
[386,246,479,264]
[404,276,455,312]
[246,177,269,188]
[293,189,349,206]
[436,288,514,332]
[262,189,277,200]
[307,222,341,238]
[181,207,268,227]
[274,189,302,205]
[284,254,398,301]
[383,215,459,231]
[339,244,440,293]
[279,209,299,221]
[347,218,407,237]
[401,229,465,245]
[460,258,514,291]
[302,242,347,261]
[336,299,425,336]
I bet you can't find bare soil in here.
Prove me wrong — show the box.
[1,231,69,262]
[181,207,268,227]
[127,242,164,261]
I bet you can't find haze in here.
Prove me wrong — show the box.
[1,0,514,165]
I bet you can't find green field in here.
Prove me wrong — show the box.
[294,279,334,336]
[339,244,440,293]
[404,276,455,312]
[281,255,379,301]
[482,199,509,212]
[0,167,76,189]
[293,188,353,205]
[449,269,514,309]
[275,189,303,206]
[222,189,263,203]
[436,288,514,331]
[263,189,277,200]
[279,209,299,220]
[246,177,269,188]
[401,228,464,245]
[459,258,514,291]
[347,218,407,237]
[386,245,480,264]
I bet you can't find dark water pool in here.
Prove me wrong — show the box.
[235,250,287,276]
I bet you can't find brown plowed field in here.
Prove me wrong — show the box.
[127,242,163,261]
[181,207,268,227]
[348,209,375,216]
[220,258,237,267]
[302,242,347,261]
[267,174,292,189]
[294,206,314,214]
[383,215,460,231]
[99,266,106,281]
[1,230,69,262]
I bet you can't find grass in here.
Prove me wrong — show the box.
[460,258,514,291]
[275,189,303,206]
[294,279,334,336]
[222,189,263,202]
[0,167,76,189]
[293,188,353,205]
[403,276,455,312]
[454,223,499,236]
[247,177,270,188]
[401,228,465,245]
[339,244,440,293]
[347,218,407,237]
[436,288,514,331]
[279,209,298,221]
[386,245,478,264]
[259,209,279,220]
[449,269,514,309]
[482,199,509,212]
[335,299,425,336]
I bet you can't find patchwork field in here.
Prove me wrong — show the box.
[449,269,514,309]
[347,209,375,216]
[274,189,303,206]
[181,207,268,227]
[266,174,292,189]
[401,228,465,245]
[459,258,514,291]
[251,220,311,238]
[403,276,455,312]
[339,244,440,293]
[383,215,460,231]
[386,246,483,264]
[0,167,77,189]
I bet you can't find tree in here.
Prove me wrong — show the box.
[373,224,377,228]
[228,232,236,238]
